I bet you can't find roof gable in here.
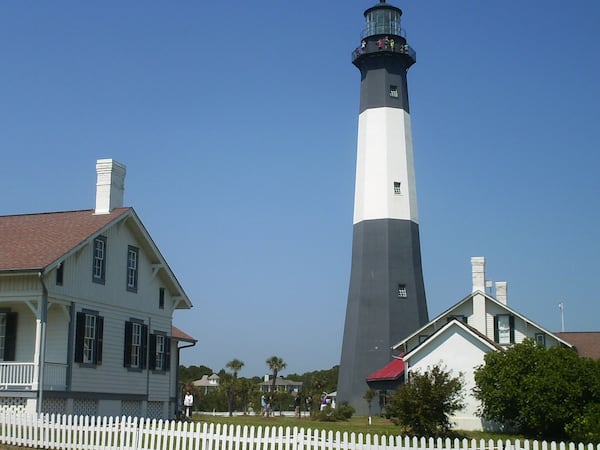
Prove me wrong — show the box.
[393,290,572,350]
[0,207,192,309]
[403,319,501,362]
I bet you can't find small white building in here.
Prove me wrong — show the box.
[259,375,303,393]
[0,159,195,418]
[380,257,573,431]
[192,374,220,394]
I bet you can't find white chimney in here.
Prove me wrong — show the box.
[471,256,486,293]
[495,281,508,305]
[95,159,126,214]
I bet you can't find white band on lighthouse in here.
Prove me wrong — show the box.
[353,107,419,224]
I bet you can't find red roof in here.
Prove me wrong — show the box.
[172,326,197,343]
[366,357,405,381]
[0,208,130,272]
[556,332,600,359]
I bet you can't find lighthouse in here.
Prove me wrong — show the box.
[337,0,429,414]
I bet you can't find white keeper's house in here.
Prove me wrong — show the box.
[369,257,576,431]
[0,159,195,419]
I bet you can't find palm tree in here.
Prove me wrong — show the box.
[226,358,244,380]
[265,356,287,392]
[225,359,244,416]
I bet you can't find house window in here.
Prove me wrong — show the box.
[56,262,64,286]
[389,85,399,98]
[535,333,546,346]
[74,311,103,365]
[494,314,515,345]
[124,320,148,370]
[393,182,401,195]
[159,288,165,310]
[149,333,171,371]
[92,236,107,284]
[126,246,139,292]
[398,284,407,298]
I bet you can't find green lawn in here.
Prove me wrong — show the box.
[193,413,524,443]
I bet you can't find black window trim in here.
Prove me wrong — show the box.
[74,310,104,366]
[149,331,171,372]
[124,319,148,371]
[494,314,515,345]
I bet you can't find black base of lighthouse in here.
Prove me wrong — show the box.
[337,218,428,415]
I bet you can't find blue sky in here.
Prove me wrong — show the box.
[1,1,599,378]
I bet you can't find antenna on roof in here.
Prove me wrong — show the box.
[558,302,565,332]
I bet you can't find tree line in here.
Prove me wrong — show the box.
[178,356,339,417]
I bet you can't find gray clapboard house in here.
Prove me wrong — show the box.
[0,159,194,418]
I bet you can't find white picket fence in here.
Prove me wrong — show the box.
[0,413,598,450]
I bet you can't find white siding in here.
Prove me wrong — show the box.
[45,306,69,362]
[13,303,36,362]
[407,325,493,431]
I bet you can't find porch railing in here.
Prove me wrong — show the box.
[0,362,67,391]
[0,362,34,389]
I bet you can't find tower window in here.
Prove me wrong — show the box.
[393,182,401,195]
[389,85,399,98]
[398,284,407,298]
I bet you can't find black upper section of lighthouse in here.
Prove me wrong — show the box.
[352,0,416,114]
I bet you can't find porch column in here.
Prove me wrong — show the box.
[32,318,42,388]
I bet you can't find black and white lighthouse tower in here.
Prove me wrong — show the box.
[337,0,429,414]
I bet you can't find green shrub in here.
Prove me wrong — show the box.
[565,403,600,444]
[312,403,355,422]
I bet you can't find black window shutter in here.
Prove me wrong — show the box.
[148,334,157,371]
[124,321,133,367]
[493,316,499,343]
[96,316,104,364]
[74,312,85,363]
[141,324,148,369]
[509,315,515,344]
[165,337,171,372]
[4,312,17,361]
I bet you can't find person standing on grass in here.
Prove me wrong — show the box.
[184,391,194,418]
[294,393,301,418]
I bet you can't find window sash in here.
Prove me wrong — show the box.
[83,314,96,364]
[497,315,512,344]
[127,247,138,290]
[155,335,165,370]
[131,323,142,368]
[93,238,106,281]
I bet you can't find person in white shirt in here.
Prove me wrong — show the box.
[183,391,194,418]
